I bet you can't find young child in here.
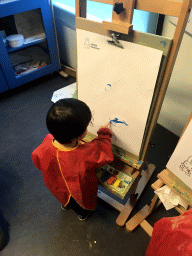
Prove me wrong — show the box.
[32,98,114,221]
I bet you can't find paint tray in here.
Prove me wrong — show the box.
[96,164,135,199]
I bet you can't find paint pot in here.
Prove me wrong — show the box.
[6,34,25,48]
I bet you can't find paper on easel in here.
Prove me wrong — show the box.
[166,118,192,190]
[77,29,163,156]
[155,185,188,210]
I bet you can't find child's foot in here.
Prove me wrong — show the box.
[78,213,89,221]
[61,204,70,211]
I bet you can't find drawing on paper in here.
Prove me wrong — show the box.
[166,118,192,189]
[105,84,112,91]
[180,156,192,177]
[110,118,128,127]
[84,38,90,49]
[84,37,100,49]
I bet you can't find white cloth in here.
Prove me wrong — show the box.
[155,185,188,210]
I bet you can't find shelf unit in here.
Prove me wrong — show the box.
[6,37,46,53]
[0,0,60,92]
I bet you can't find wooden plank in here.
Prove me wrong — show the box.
[126,204,152,232]
[151,179,165,190]
[89,0,182,17]
[112,145,142,169]
[76,0,87,18]
[149,194,160,211]
[76,0,80,17]
[135,0,182,17]
[116,197,137,227]
[116,171,142,227]
[129,193,190,235]
[60,65,76,78]
[90,0,112,4]
[140,220,153,237]
[130,170,141,195]
[126,195,161,232]
[102,21,132,34]
[158,169,192,207]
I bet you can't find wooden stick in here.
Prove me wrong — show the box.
[76,0,87,18]
[116,164,155,226]
[59,71,69,78]
[140,220,153,237]
[60,65,76,78]
[89,0,183,17]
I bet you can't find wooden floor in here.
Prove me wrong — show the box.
[0,72,180,255]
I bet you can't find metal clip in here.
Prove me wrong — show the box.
[107,33,124,49]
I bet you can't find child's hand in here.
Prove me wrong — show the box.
[100,121,111,129]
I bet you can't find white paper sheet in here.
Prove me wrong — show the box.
[77,29,163,156]
[155,185,188,210]
[51,83,76,103]
[167,119,192,190]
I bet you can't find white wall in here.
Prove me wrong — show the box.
[157,15,192,136]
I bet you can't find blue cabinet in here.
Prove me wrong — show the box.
[0,0,60,91]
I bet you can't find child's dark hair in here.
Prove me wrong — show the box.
[46,98,92,144]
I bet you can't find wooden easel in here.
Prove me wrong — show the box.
[126,113,192,236]
[76,0,192,227]
[126,169,192,236]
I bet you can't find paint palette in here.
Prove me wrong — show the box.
[96,164,134,199]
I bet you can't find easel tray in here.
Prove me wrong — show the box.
[96,164,135,200]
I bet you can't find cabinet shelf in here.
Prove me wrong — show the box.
[9,45,50,77]
[6,37,46,53]
[15,64,47,78]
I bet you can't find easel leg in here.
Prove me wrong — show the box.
[116,163,155,227]
[125,177,165,234]
[125,194,161,232]
[116,169,141,227]
[140,220,154,237]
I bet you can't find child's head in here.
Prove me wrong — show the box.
[46,98,92,144]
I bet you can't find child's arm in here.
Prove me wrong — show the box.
[84,122,114,167]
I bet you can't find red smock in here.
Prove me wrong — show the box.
[32,128,114,210]
[146,209,192,256]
